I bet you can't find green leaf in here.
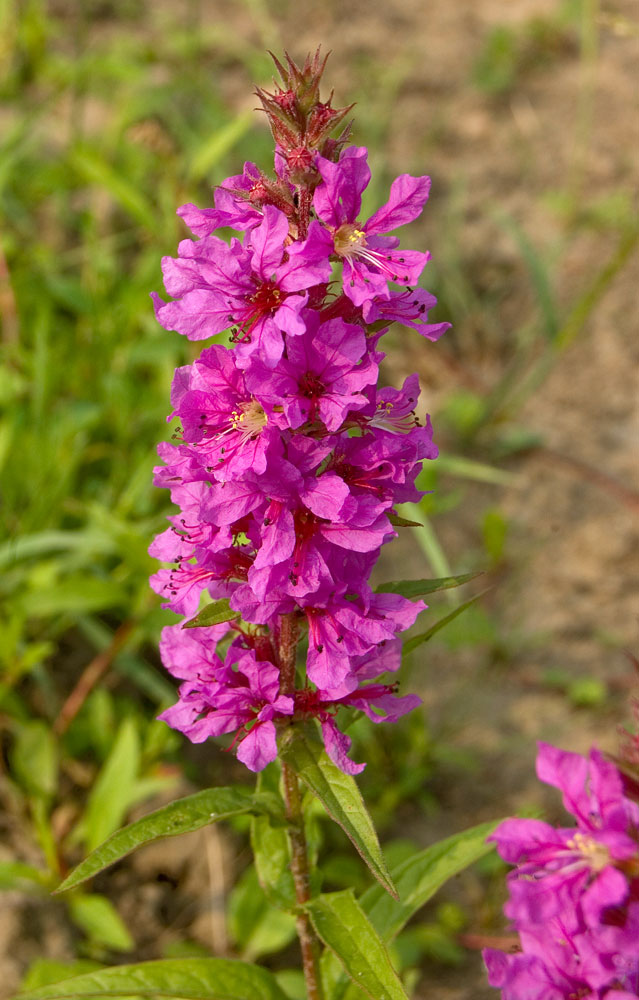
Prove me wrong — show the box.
[80,718,140,853]
[21,961,103,993]
[493,211,559,341]
[228,867,297,961]
[436,453,514,486]
[472,25,518,95]
[68,894,134,953]
[12,958,290,1000]
[10,720,57,799]
[359,819,500,942]
[250,772,295,911]
[387,513,422,528]
[273,970,305,1000]
[69,147,160,234]
[31,797,59,876]
[482,509,508,564]
[16,577,127,617]
[0,530,116,569]
[56,787,275,893]
[306,891,408,1000]
[182,599,240,629]
[279,725,397,899]
[189,112,254,180]
[0,860,49,891]
[327,820,500,1000]
[397,504,452,581]
[375,572,481,599]
[436,602,497,650]
[402,593,486,657]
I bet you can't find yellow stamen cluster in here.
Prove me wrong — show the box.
[334,224,366,258]
[566,832,611,873]
[230,400,268,439]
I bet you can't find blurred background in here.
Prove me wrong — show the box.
[0,1,637,996]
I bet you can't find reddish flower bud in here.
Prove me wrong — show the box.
[256,49,354,163]
[287,146,314,173]
[284,146,318,184]
[319,122,354,162]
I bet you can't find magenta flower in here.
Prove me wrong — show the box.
[158,627,293,771]
[327,421,435,524]
[362,287,451,342]
[313,146,431,306]
[177,161,293,236]
[153,205,332,365]
[248,503,393,604]
[492,745,639,925]
[302,589,424,689]
[292,638,421,775]
[484,742,639,999]
[152,439,203,491]
[485,918,639,999]
[150,544,253,617]
[245,313,378,431]
[361,372,425,433]
[148,481,221,563]
[170,344,280,481]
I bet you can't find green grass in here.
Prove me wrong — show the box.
[0,2,276,701]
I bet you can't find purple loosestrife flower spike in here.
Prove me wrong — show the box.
[150,52,448,774]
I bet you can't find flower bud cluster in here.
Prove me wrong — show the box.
[255,49,354,184]
[484,742,639,999]
[150,52,450,773]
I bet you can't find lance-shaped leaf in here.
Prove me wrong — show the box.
[375,571,481,599]
[10,720,58,800]
[387,513,422,528]
[70,147,161,235]
[228,866,296,960]
[68,893,134,953]
[183,599,240,629]
[402,592,487,657]
[74,718,140,855]
[279,725,397,899]
[0,861,50,892]
[11,958,289,1000]
[359,818,499,941]
[326,819,501,1000]
[306,891,408,1000]
[56,787,281,893]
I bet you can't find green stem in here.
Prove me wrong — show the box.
[30,796,60,878]
[277,613,324,1000]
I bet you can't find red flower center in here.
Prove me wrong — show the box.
[249,280,283,315]
[299,371,324,399]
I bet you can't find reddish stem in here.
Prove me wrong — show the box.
[53,620,134,735]
[297,186,312,241]
[281,760,325,1000]
[278,612,324,1000]
[278,611,299,695]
